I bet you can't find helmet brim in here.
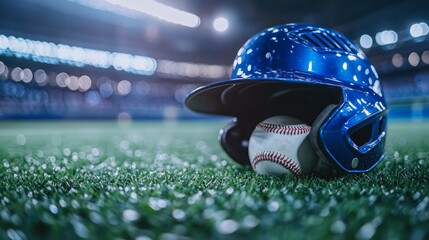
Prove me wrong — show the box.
[185,78,333,117]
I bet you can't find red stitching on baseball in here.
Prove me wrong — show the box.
[251,151,302,175]
[256,122,311,135]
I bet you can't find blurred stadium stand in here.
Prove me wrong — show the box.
[0,0,428,120]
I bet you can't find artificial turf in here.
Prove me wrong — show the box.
[0,120,428,240]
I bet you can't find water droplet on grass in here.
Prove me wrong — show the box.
[174,192,185,199]
[369,195,377,205]
[242,215,259,228]
[149,198,168,211]
[245,197,256,209]
[72,220,89,239]
[217,219,239,234]
[205,198,214,206]
[59,199,67,208]
[413,192,421,200]
[226,187,234,195]
[71,200,79,209]
[7,228,26,240]
[357,222,376,240]
[417,197,429,211]
[122,209,139,222]
[172,209,186,221]
[63,148,71,156]
[320,207,330,217]
[91,148,100,156]
[393,151,400,159]
[331,220,346,234]
[49,204,58,214]
[89,212,103,224]
[267,201,280,212]
[130,192,138,202]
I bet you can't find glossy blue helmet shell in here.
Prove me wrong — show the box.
[185,23,388,173]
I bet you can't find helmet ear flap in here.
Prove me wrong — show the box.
[219,119,252,165]
[310,104,338,168]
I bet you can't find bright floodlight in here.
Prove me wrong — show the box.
[213,17,229,32]
[359,34,373,49]
[410,22,429,38]
[0,33,157,76]
[102,0,200,28]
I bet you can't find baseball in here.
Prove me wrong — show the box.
[248,116,318,175]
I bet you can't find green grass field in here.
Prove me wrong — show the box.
[0,120,428,240]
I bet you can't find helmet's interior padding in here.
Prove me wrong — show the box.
[309,104,339,169]
[219,119,254,165]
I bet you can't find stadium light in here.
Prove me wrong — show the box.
[410,22,429,38]
[100,0,200,28]
[0,34,230,81]
[375,30,398,46]
[213,17,229,32]
[359,34,373,49]
[0,34,157,76]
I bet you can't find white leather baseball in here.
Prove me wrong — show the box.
[248,116,319,175]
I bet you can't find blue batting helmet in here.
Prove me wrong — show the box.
[185,23,388,173]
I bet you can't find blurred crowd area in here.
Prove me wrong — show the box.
[0,56,428,120]
[0,59,202,119]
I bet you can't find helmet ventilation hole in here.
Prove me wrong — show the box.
[291,28,360,54]
[350,124,373,147]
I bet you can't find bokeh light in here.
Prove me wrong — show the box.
[67,76,80,91]
[359,34,373,49]
[117,80,131,96]
[392,53,403,68]
[375,30,398,46]
[11,67,22,82]
[408,52,420,67]
[34,69,48,86]
[410,22,429,38]
[78,75,92,92]
[214,17,229,32]
[56,72,69,88]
